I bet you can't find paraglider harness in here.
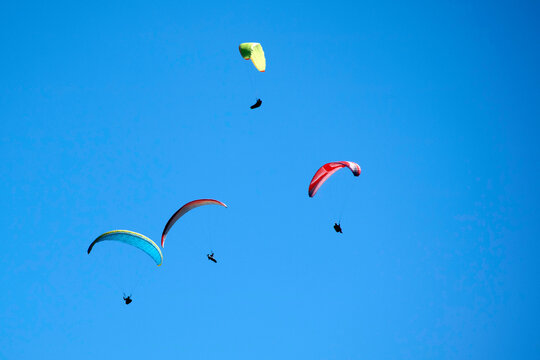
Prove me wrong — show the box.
[207,252,217,263]
[334,222,343,233]
[250,99,262,109]
[123,294,132,305]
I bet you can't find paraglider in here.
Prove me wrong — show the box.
[239,42,265,109]
[88,230,163,266]
[308,161,361,233]
[161,199,228,248]
[88,230,162,303]
[207,252,217,263]
[250,99,262,109]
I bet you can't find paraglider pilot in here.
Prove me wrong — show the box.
[207,252,217,263]
[250,99,262,109]
[123,294,132,305]
[334,223,342,233]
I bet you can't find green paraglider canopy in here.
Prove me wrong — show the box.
[239,43,266,72]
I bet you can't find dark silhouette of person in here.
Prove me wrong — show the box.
[250,99,262,109]
[123,294,132,305]
[207,252,217,263]
[334,223,343,233]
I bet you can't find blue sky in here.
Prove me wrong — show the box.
[1,0,539,359]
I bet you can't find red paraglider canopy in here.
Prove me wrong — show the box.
[308,161,361,197]
[161,199,228,248]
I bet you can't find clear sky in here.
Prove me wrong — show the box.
[1,1,539,359]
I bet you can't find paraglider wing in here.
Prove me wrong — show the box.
[239,43,266,72]
[88,230,163,266]
[308,161,361,197]
[161,199,228,248]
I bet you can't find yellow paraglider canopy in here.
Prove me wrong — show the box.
[239,43,266,72]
